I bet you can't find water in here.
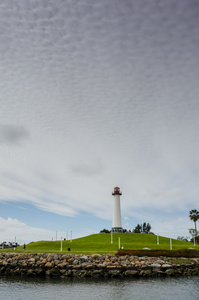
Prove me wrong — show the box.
[1,276,199,300]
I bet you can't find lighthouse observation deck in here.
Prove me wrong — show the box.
[112,186,122,195]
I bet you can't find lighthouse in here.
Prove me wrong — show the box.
[112,187,123,232]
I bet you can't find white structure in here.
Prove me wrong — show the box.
[112,187,123,232]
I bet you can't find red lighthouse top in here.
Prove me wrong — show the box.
[112,186,122,195]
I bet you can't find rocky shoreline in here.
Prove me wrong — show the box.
[0,253,199,278]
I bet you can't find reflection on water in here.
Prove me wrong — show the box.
[1,276,199,300]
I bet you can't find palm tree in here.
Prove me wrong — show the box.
[189,209,199,244]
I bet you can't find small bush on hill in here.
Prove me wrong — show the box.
[100,229,110,233]
[134,222,151,233]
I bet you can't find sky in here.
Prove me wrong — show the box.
[0,0,199,244]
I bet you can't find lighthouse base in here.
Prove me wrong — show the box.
[111,227,123,233]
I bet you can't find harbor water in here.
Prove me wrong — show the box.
[1,276,199,300]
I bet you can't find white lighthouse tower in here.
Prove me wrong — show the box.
[112,187,123,232]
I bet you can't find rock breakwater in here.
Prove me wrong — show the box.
[0,253,199,278]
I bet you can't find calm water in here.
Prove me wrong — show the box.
[1,276,199,300]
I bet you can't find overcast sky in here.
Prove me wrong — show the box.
[0,0,199,244]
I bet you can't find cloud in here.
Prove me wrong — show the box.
[36,202,77,217]
[0,124,29,146]
[152,217,193,240]
[147,188,184,198]
[70,159,105,177]
[0,0,198,239]
[0,217,56,244]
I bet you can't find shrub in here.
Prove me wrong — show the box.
[115,249,199,258]
[100,229,110,233]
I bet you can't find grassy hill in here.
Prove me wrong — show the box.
[1,233,198,254]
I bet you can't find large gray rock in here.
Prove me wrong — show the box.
[162,264,172,269]
[165,269,175,276]
[124,270,139,276]
[80,255,89,262]
[151,263,161,268]
[140,269,152,276]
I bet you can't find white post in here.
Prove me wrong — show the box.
[70,231,72,242]
[56,231,57,241]
[111,231,113,244]
[15,236,16,244]
[67,232,68,241]
[13,237,16,250]
[119,237,120,249]
[157,234,159,245]
[170,238,172,250]
[61,237,62,252]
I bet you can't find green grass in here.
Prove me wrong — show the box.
[1,233,198,254]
